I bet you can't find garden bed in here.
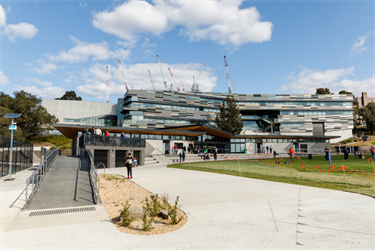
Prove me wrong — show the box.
[99,174,187,235]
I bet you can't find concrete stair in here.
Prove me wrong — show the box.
[144,156,158,165]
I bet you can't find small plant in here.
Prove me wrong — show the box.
[160,193,171,210]
[169,196,183,225]
[141,208,154,231]
[149,194,163,217]
[120,202,135,227]
[354,138,358,142]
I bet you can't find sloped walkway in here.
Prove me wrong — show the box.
[26,156,95,210]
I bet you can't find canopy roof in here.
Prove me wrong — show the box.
[54,123,340,140]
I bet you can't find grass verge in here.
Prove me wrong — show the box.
[168,154,375,197]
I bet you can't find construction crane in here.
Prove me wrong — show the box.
[148,69,156,91]
[156,55,168,90]
[168,68,181,92]
[117,59,129,92]
[191,64,205,92]
[105,66,110,103]
[224,56,233,93]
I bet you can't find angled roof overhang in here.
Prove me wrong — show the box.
[53,124,206,139]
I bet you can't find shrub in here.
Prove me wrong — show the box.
[160,193,171,210]
[50,146,56,150]
[120,201,135,227]
[143,194,163,218]
[169,196,183,225]
[354,138,358,142]
[141,208,154,231]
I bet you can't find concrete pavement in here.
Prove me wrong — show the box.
[1,162,374,249]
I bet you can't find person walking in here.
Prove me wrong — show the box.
[214,151,217,160]
[325,146,329,161]
[289,147,294,162]
[270,146,272,154]
[179,151,182,163]
[125,153,134,179]
[182,151,185,162]
[342,147,348,160]
[174,144,177,154]
[266,146,269,154]
[183,146,186,154]
[121,132,126,146]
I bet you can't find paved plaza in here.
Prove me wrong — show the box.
[1,162,374,249]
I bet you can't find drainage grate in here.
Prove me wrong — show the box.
[29,207,96,217]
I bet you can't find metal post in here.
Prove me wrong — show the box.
[9,118,14,179]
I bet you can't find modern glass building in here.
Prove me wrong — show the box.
[46,90,354,155]
[120,90,354,140]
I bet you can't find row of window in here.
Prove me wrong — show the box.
[238,101,352,106]
[280,111,353,116]
[64,115,117,127]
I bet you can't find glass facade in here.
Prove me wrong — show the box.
[64,115,117,127]
[118,90,354,144]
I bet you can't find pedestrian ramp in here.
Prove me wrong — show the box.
[26,156,95,210]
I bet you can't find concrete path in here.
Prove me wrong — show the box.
[1,163,374,249]
[27,156,95,210]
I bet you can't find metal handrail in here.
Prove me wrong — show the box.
[83,149,101,204]
[24,148,60,209]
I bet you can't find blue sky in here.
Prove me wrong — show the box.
[0,0,373,102]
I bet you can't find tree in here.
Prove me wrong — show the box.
[338,90,353,95]
[214,96,243,134]
[316,88,333,95]
[0,91,58,140]
[360,102,375,135]
[56,91,82,100]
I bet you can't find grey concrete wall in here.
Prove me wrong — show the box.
[83,145,145,167]
[41,100,117,123]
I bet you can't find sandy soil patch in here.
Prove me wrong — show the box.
[99,174,187,235]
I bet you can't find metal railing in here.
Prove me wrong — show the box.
[82,149,101,204]
[1,135,33,177]
[82,134,145,148]
[24,148,60,209]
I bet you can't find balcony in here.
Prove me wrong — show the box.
[82,134,145,148]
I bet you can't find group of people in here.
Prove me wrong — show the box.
[265,145,273,154]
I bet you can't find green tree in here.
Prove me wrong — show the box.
[56,91,82,100]
[215,96,243,134]
[316,88,333,95]
[360,102,375,135]
[338,90,353,95]
[0,91,58,140]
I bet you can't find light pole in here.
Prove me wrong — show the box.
[3,113,22,181]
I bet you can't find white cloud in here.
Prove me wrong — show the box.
[350,34,370,57]
[116,40,137,49]
[46,36,131,63]
[0,4,6,27]
[0,4,38,42]
[76,62,217,100]
[4,22,38,42]
[278,67,374,96]
[33,62,57,75]
[92,1,169,42]
[92,0,272,46]
[18,78,64,98]
[141,38,157,49]
[0,71,11,86]
[79,3,87,9]
[25,77,53,87]
[17,85,65,99]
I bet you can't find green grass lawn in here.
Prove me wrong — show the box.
[168,154,375,196]
[26,135,72,149]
